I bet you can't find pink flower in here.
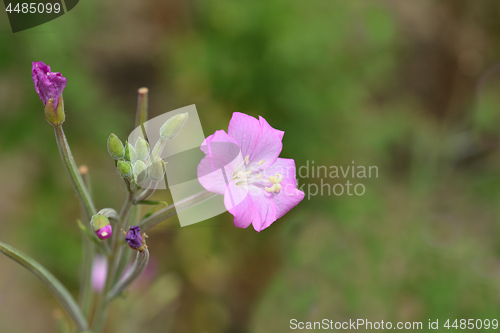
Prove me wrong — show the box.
[197,112,304,232]
[32,61,67,109]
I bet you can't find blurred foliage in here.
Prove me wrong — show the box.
[2,0,500,332]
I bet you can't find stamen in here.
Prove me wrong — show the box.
[265,185,276,193]
[244,155,250,164]
[258,160,265,165]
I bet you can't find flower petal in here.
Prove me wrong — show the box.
[263,158,304,219]
[197,130,242,195]
[227,112,260,158]
[250,190,277,232]
[224,181,253,228]
[228,113,284,171]
[31,61,67,108]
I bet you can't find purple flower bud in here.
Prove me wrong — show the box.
[96,225,112,240]
[32,61,67,109]
[125,226,143,250]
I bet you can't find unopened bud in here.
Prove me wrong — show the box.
[91,214,112,240]
[125,226,147,251]
[117,161,133,178]
[160,113,188,140]
[134,160,148,184]
[124,142,136,163]
[107,134,125,160]
[135,137,150,161]
[149,156,165,182]
[44,97,65,126]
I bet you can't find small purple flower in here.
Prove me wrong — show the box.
[197,112,305,232]
[91,255,108,292]
[125,226,143,250]
[96,225,112,240]
[32,61,67,109]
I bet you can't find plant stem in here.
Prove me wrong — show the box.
[0,242,88,332]
[139,190,217,231]
[92,191,134,332]
[54,126,97,322]
[79,236,94,318]
[107,250,149,301]
[54,125,96,219]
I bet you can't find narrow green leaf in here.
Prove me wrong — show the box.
[0,242,88,332]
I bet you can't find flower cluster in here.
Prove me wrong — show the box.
[108,113,189,187]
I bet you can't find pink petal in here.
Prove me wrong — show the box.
[197,130,242,195]
[263,158,304,219]
[228,113,284,170]
[228,112,260,159]
[224,181,253,228]
[250,191,277,232]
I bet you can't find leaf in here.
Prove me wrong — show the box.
[0,241,88,332]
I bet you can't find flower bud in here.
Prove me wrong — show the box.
[117,161,133,178]
[135,137,150,161]
[149,156,165,182]
[160,113,189,140]
[107,134,125,160]
[96,225,112,240]
[91,214,112,240]
[44,97,65,126]
[32,61,67,127]
[124,142,136,163]
[134,160,148,184]
[125,226,147,251]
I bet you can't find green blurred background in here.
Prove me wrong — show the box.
[2,0,500,332]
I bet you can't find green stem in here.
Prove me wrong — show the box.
[114,205,139,284]
[138,190,217,231]
[54,125,96,219]
[78,166,94,318]
[136,88,149,139]
[79,236,94,318]
[0,242,88,332]
[54,126,96,323]
[92,191,135,332]
[107,250,149,301]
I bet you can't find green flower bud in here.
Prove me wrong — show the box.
[160,113,189,140]
[91,214,110,232]
[124,142,136,163]
[135,137,150,161]
[117,161,133,178]
[107,134,125,160]
[44,97,65,126]
[134,160,148,184]
[149,156,165,182]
